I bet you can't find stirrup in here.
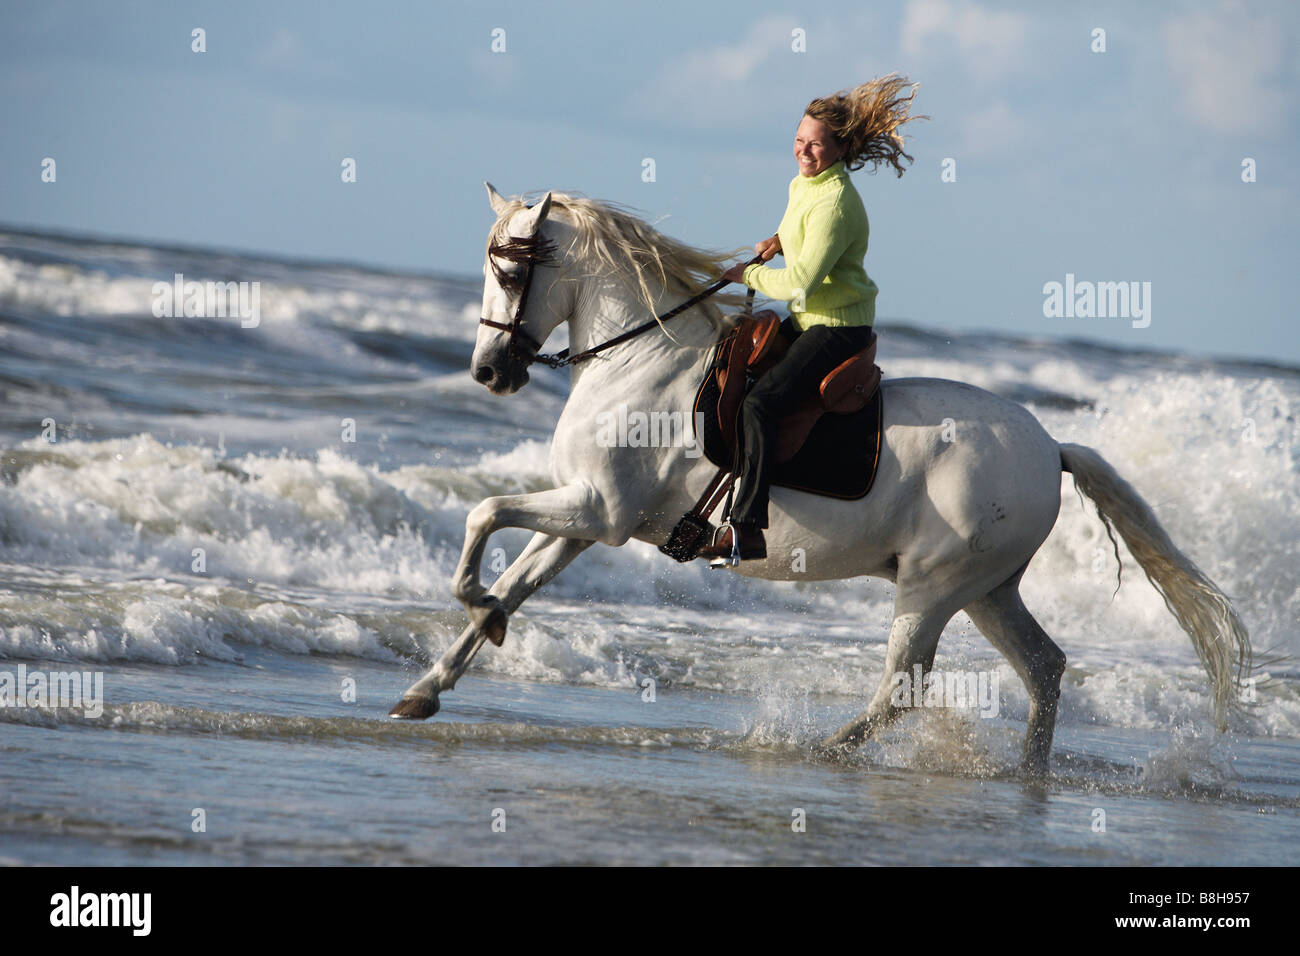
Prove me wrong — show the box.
[708,520,742,570]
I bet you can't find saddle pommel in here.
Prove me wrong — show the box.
[746,311,787,374]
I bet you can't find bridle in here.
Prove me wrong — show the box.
[479,220,760,371]
[478,230,560,364]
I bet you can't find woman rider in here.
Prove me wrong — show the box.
[698,74,925,562]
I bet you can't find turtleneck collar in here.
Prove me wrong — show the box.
[794,159,847,188]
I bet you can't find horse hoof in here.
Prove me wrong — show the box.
[1019,759,1051,780]
[389,695,439,720]
[482,604,508,647]
[811,739,853,761]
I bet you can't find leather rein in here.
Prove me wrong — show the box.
[479,229,761,370]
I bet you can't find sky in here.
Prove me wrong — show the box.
[2,0,1297,362]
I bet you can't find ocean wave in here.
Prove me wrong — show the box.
[0,244,477,340]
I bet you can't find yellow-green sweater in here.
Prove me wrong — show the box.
[741,159,877,329]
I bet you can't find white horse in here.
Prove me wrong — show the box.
[391,184,1252,775]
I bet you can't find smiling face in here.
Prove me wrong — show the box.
[794,114,844,177]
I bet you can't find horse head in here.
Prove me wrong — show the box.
[473,183,573,395]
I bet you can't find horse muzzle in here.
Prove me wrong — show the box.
[472,345,531,395]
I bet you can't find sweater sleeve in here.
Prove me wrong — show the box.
[741,198,853,303]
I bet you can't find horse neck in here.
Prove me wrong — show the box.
[564,268,721,406]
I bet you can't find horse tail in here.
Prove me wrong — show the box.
[1059,442,1251,730]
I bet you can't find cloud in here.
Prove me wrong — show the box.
[626,15,798,129]
[901,0,1031,84]
[1160,0,1294,137]
[625,12,889,130]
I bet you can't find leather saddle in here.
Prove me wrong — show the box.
[713,310,881,462]
[660,310,885,563]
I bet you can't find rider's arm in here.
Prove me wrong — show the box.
[740,199,850,303]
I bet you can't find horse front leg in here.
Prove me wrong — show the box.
[390,483,606,719]
[450,483,604,633]
[391,532,594,717]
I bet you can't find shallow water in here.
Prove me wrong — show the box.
[4,651,1297,866]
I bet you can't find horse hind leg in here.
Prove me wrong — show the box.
[962,576,1067,777]
[819,601,954,752]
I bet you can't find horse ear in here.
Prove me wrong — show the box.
[520,191,552,232]
[485,182,509,216]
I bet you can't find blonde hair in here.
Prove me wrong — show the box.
[805,74,928,176]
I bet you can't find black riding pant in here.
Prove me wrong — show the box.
[731,317,874,528]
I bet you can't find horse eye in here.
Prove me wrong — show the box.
[488,260,517,289]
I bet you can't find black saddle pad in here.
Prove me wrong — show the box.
[692,354,884,500]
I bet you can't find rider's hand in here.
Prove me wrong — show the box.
[721,261,750,284]
[755,234,781,261]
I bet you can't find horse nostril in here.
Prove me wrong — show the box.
[474,365,496,384]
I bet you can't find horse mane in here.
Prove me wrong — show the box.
[485,191,749,333]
